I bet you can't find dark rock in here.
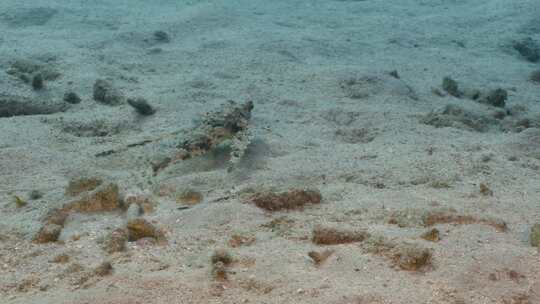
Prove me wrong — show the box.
[513,38,540,62]
[478,88,507,108]
[93,79,124,105]
[153,31,170,43]
[63,92,81,104]
[442,76,461,97]
[127,97,155,115]
[32,74,44,90]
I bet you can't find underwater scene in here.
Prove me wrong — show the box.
[1,0,540,303]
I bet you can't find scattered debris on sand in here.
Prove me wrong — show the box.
[95,100,254,173]
[438,76,508,108]
[248,188,322,212]
[174,100,254,170]
[420,104,499,132]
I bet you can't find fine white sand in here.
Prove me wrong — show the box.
[1,0,540,303]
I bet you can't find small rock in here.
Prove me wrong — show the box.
[127,97,155,115]
[33,224,62,243]
[442,76,461,97]
[93,79,124,105]
[63,92,81,104]
[530,224,540,248]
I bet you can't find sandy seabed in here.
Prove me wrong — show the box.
[1,0,540,303]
